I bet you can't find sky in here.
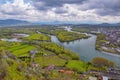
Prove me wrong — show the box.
[0,0,120,23]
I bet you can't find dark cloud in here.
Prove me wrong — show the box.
[0,11,20,15]
[32,0,120,16]
[82,0,120,16]
[96,8,120,16]
[33,0,85,6]
[54,8,68,14]
[32,0,85,10]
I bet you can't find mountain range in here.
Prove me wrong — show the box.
[0,19,120,27]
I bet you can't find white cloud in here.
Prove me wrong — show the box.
[0,0,119,23]
[0,0,38,21]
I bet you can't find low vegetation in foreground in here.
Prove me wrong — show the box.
[0,41,98,80]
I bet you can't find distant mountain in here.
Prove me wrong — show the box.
[0,19,120,27]
[33,21,84,25]
[95,23,120,26]
[34,21,120,27]
[66,22,120,27]
[0,19,30,26]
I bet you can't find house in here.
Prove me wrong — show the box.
[89,76,97,80]
[47,65,55,71]
[58,70,74,74]
[13,33,29,38]
[103,76,108,80]
[78,74,86,79]
[29,50,38,58]
[31,63,40,68]
[29,50,38,62]
[30,50,38,55]
[96,75,103,80]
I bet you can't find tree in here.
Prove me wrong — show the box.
[92,57,115,68]
[86,62,91,71]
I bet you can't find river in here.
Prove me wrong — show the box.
[51,33,120,67]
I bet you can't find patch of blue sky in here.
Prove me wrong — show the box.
[0,0,13,4]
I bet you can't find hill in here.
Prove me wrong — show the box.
[0,19,30,26]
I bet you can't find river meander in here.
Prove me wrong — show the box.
[51,34,120,67]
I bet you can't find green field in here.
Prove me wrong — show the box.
[24,33,51,41]
[7,44,36,57]
[35,55,67,67]
[66,60,87,72]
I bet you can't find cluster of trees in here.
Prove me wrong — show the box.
[38,28,89,42]
[57,31,89,42]
[92,57,115,68]
[39,42,79,60]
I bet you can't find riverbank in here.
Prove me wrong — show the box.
[51,32,120,67]
[57,31,90,42]
[37,27,90,42]
[68,27,120,56]
[37,26,120,56]
[101,51,120,58]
